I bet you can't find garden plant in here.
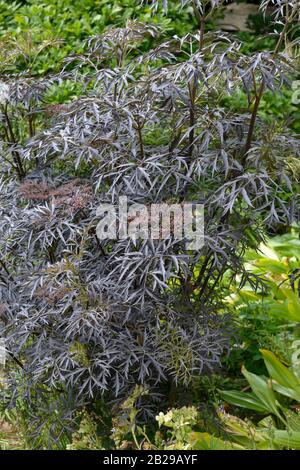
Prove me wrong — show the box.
[0,0,299,451]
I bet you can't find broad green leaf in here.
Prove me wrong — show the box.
[218,412,276,450]
[269,235,300,259]
[257,243,279,261]
[264,299,300,322]
[254,258,287,274]
[272,383,300,402]
[190,432,243,450]
[220,390,270,413]
[286,411,300,432]
[219,411,267,440]
[241,367,284,422]
[236,290,263,303]
[260,349,300,398]
[273,430,300,449]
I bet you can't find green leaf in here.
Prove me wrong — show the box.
[254,258,287,274]
[273,430,300,449]
[260,349,300,401]
[190,432,244,450]
[286,411,300,432]
[220,390,270,413]
[272,383,300,402]
[241,366,284,422]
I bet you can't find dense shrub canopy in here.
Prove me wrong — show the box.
[0,0,299,447]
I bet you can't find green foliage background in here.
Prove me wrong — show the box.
[0,0,196,73]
